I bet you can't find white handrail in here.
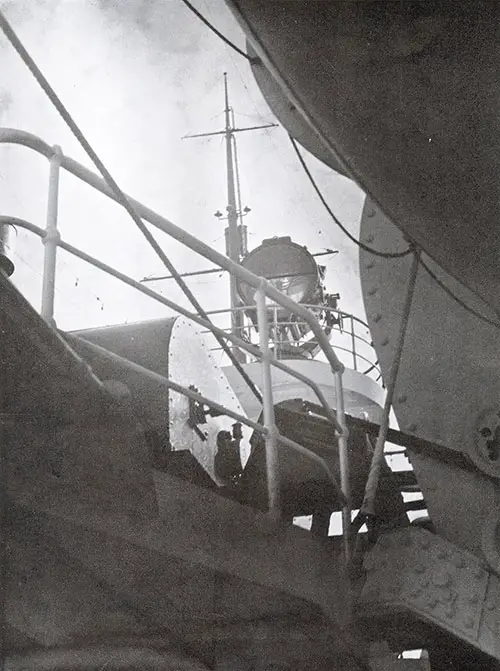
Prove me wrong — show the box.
[0,128,351,550]
[63,331,346,505]
[0,216,345,436]
[0,129,344,376]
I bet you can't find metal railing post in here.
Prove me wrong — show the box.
[41,145,62,325]
[255,280,280,518]
[351,316,357,371]
[335,370,351,563]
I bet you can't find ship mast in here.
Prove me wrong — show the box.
[223,72,245,354]
[183,74,277,362]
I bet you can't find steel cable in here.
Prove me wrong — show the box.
[290,135,413,259]
[0,8,263,405]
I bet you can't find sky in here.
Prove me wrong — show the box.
[0,0,367,341]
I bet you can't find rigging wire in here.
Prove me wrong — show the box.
[289,135,413,259]
[419,257,500,330]
[231,118,245,228]
[290,131,500,329]
[179,0,255,63]
[290,130,500,329]
[0,8,263,405]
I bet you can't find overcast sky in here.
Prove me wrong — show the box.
[0,0,367,341]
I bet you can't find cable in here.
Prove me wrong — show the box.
[0,8,263,405]
[291,128,500,330]
[179,0,256,63]
[419,258,500,330]
[289,135,413,259]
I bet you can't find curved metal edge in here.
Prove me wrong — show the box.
[247,41,347,176]
[0,127,56,159]
[224,3,500,314]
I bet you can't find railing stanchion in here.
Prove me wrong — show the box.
[41,145,62,326]
[351,316,357,371]
[256,280,280,519]
[335,370,351,563]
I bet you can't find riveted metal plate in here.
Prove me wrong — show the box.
[359,199,500,557]
[360,528,490,647]
[407,452,495,558]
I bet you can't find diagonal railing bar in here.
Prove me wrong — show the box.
[0,12,263,404]
[0,128,349,543]
[63,332,346,505]
[0,130,345,379]
[0,216,344,436]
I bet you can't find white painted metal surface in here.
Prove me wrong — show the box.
[168,317,252,482]
[224,359,384,423]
